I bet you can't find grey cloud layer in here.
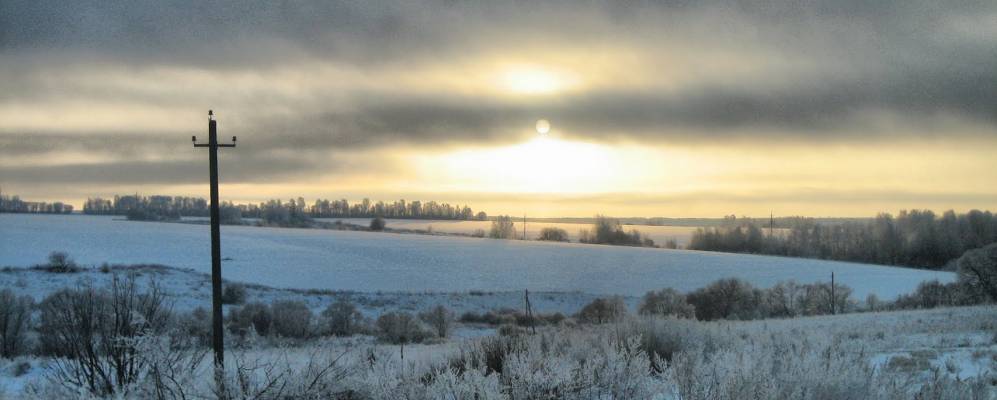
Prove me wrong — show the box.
[2,0,996,185]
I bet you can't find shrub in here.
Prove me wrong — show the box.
[321,298,364,336]
[638,288,695,319]
[471,229,486,238]
[271,300,312,338]
[39,251,80,273]
[369,217,386,231]
[686,278,759,320]
[38,276,171,396]
[580,215,651,246]
[537,227,569,242]
[957,243,997,301]
[222,283,248,304]
[419,305,454,338]
[12,361,31,377]
[376,312,432,344]
[0,289,33,358]
[488,216,517,239]
[577,296,627,324]
[229,302,273,336]
[177,306,212,346]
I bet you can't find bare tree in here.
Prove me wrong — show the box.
[419,305,454,338]
[0,289,33,358]
[39,275,171,396]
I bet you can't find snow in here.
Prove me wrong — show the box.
[318,218,703,246]
[0,265,619,317]
[1,214,953,299]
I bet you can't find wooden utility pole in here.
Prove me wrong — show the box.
[524,289,536,334]
[769,212,774,237]
[830,271,836,315]
[192,110,236,392]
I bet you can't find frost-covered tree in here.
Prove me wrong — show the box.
[271,300,313,338]
[0,289,33,358]
[638,288,694,319]
[537,227,569,242]
[419,305,454,338]
[322,298,364,337]
[686,278,759,320]
[578,296,627,324]
[489,216,516,239]
[957,243,997,301]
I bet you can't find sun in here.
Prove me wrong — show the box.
[536,119,551,136]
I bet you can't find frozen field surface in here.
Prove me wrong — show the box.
[1,214,953,298]
[318,218,706,246]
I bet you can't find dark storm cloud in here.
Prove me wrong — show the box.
[0,154,314,185]
[2,0,996,185]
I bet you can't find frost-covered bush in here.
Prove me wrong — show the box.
[425,367,503,399]
[370,216,386,231]
[958,243,997,301]
[37,251,80,273]
[222,282,248,304]
[488,216,516,239]
[376,312,432,344]
[0,288,34,358]
[537,227,569,242]
[321,298,365,337]
[419,305,454,338]
[616,317,715,373]
[271,300,313,338]
[577,296,627,324]
[37,275,171,396]
[686,278,759,320]
[638,288,695,319]
[177,306,212,346]
[229,301,273,336]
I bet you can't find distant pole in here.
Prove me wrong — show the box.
[524,289,536,335]
[192,110,237,393]
[523,213,527,240]
[769,212,774,237]
[830,271,836,315]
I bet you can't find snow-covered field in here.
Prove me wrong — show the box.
[0,214,952,299]
[319,218,705,246]
[0,264,613,318]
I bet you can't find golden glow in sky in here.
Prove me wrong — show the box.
[496,65,579,95]
[2,1,996,218]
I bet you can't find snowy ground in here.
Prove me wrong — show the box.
[0,264,617,318]
[2,296,993,398]
[1,214,953,299]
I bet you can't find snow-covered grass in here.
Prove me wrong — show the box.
[5,303,993,399]
[0,264,993,398]
[0,264,613,319]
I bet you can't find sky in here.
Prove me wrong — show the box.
[1,0,996,218]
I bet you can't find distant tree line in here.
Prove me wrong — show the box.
[580,243,997,323]
[688,209,997,270]
[305,197,485,220]
[83,195,208,221]
[484,215,655,247]
[0,191,73,214]
[83,194,488,224]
